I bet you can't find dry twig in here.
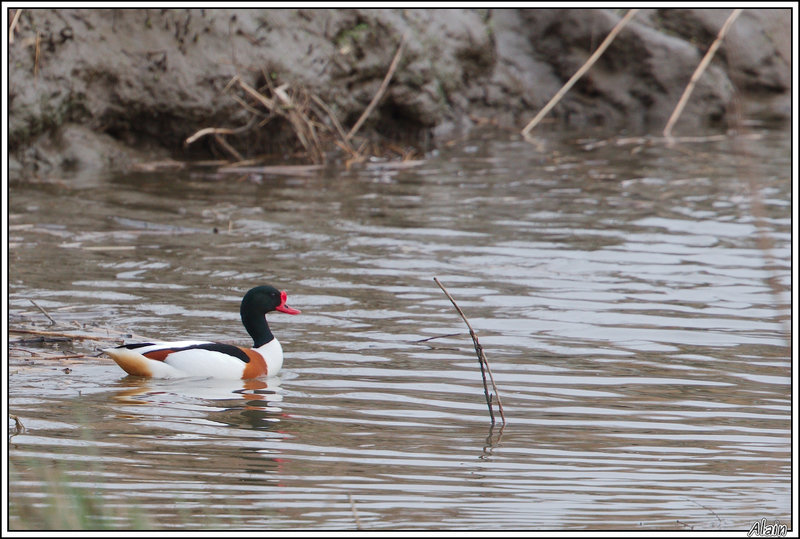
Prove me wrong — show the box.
[217,164,324,176]
[184,127,240,145]
[347,33,408,141]
[30,300,56,325]
[9,328,121,342]
[311,93,356,155]
[33,30,41,78]
[663,8,743,141]
[213,133,244,161]
[521,9,639,139]
[433,277,506,425]
[183,33,412,166]
[13,350,85,361]
[414,332,461,343]
[9,9,22,44]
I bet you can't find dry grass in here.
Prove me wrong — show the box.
[185,34,410,169]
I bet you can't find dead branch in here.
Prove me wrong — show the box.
[217,164,324,176]
[214,133,244,161]
[9,9,22,44]
[240,78,324,163]
[663,8,743,141]
[347,32,408,141]
[433,277,506,425]
[310,93,357,155]
[236,75,278,110]
[414,332,462,343]
[30,300,56,325]
[521,9,639,139]
[184,40,416,167]
[272,83,324,163]
[184,114,260,147]
[185,127,237,145]
[33,30,41,78]
[9,328,122,342]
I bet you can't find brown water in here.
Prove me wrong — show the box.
[7,129,792,531]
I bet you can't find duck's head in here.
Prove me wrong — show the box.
[241,285,301,316]
[240,285,300,347]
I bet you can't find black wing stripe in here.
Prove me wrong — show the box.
[120,342,250,363]
[171,342,251,363]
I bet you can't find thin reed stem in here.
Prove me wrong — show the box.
[347,33,408,141]
[9,9,23,44]
[9,328,121,342]
[30,299,56,325]
[433,277,506,425]
[663,8,743,141]
[521,9,639,139]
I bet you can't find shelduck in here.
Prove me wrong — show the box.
[104,285,300,379]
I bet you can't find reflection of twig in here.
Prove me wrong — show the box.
[745,183,790,341]
[726,81,791,348]
[9,414,26,436]
[433,277,506,425]
[685,497,722,526]
[521,9,639,139]
[579,132,763,152]
[414,332,461,343]
[663,8,743,141]
[347,33,408,141]
[348,494,362,529]
[482,422,506,457]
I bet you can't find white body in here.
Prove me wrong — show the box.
[103,339,284,379]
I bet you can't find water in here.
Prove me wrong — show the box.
[8,129,791,530]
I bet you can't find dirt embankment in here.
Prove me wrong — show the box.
[8,8,791,179]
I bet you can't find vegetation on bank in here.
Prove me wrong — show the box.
[7,8,790,177]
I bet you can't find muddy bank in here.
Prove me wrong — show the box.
[8,8,791,179]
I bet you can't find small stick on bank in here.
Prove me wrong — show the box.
[521,9,639,140]
[433,277,506,425]
[347,32,408,141]
[9,9,22,44]
[663,8,743,142]
[9,328,122,342]
[30,300,56,325]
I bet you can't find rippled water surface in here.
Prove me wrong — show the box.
[8,129,792,531]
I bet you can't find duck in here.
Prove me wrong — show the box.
[103,285,300,379]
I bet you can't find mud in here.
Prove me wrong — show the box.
[7,8,791,179]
